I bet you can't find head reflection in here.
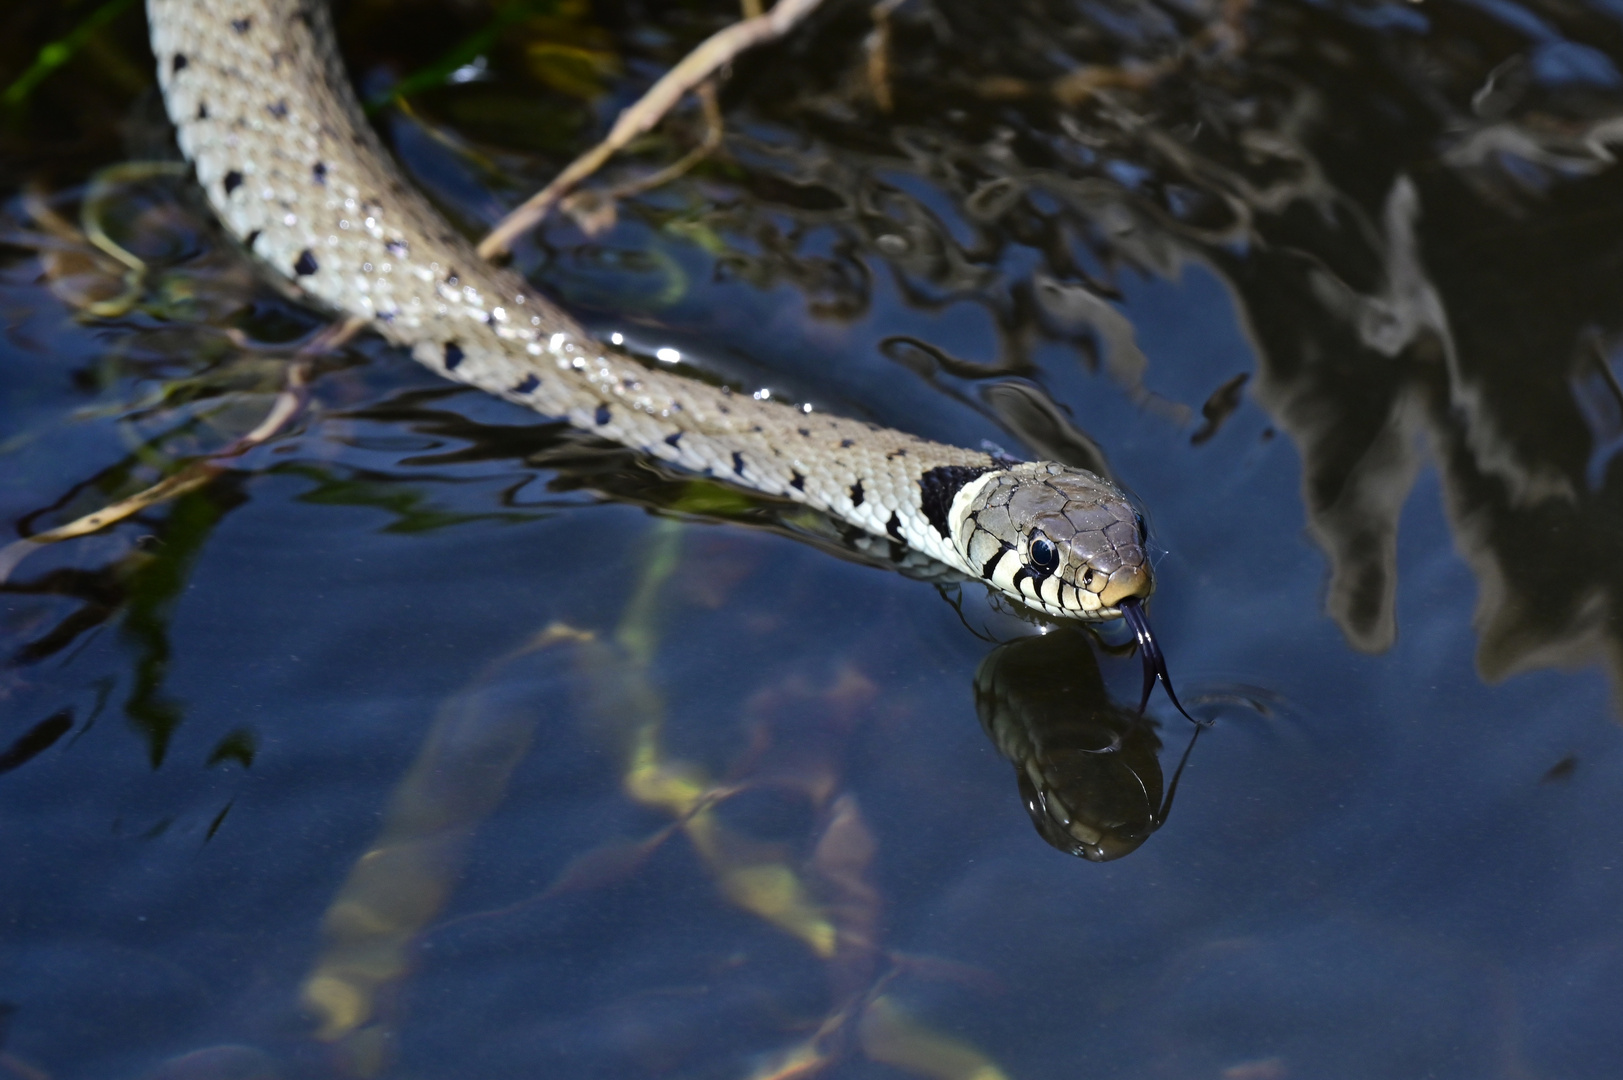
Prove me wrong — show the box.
[973,628,1200,861]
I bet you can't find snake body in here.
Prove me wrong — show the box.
[145,0,1154,621]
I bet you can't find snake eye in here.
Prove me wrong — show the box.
[1028,533,1059,576]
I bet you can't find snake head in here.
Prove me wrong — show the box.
[952,461,1151,620]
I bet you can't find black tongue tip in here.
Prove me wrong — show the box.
[1120,598,1207,727]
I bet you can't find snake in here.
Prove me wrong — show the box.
[143,0,1191,714]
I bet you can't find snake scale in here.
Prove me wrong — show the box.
[144,0,1171,643]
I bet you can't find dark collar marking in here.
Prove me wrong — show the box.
[919,465,999,540]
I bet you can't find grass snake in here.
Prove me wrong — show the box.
[145,0,1190,712]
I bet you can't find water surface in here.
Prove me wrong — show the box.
[6,1,1623,1077]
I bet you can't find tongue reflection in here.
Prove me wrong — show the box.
[1120,598,1204,726]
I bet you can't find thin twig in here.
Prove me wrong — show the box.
[971,0,1252,107]
[477,0,828,259]
[20,184,145,317]
[1050,0,1250,107]
[0,343,327,585]
[598,80,724,203]
[559,80,725,234]
[81,161,190,272]
[864,0,906,113]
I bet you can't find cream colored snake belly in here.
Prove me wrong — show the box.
[144,0,1163,629]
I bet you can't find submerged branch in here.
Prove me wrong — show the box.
[0,317,356,586]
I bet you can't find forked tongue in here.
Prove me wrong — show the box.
[1120,597,1205,727]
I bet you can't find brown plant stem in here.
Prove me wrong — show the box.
[477,0,827,260]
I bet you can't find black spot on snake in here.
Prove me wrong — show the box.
[919,464,997,540]
[443,342,464,370]
[840,438,854,449]
[664,431,682,447]
[733,452,746,476]
[798,428,810,437]
[231,17,251,33]
[886,511,904,541]
[292,249,318,276]
[312,161,327,185]
[888,448,908,458]
[514,375,539,394]
[267,100,288,119]
[790,471,806,491]
[595,404,611,425]
[171,54,188,73]
[196,102,208,120]
[850,480,864,506]
[244,229,261,249]
[385,239,407,258]
[223,170,243,194]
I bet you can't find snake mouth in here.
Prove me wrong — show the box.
[1120,598,1204,727]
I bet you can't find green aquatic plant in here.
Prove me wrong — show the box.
[2,0,138,108]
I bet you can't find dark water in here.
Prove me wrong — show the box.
[7,0,1623,1077]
